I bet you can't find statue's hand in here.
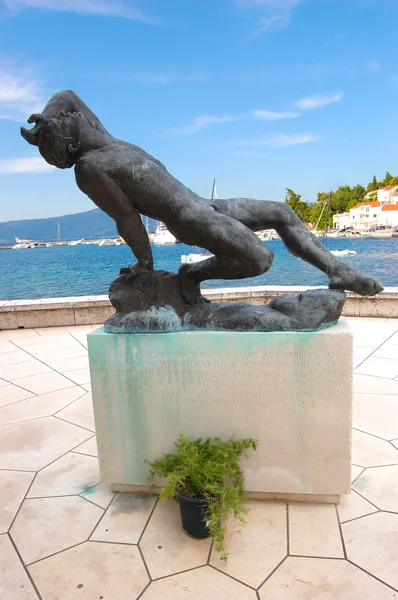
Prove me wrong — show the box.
[120,260,153,282]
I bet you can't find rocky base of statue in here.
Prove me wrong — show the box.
[104,269,346,334]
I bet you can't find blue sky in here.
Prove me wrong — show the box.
[0,0,397,221]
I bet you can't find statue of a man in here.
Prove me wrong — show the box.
[21,90,383,304]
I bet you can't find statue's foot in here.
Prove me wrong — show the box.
[178,265,210,305]
[329,268,383,297]
[119,261,152,283]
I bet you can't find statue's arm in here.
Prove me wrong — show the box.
[33,90,109,134]
[75,160,153,274]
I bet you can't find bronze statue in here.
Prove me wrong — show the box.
[21,90,382,332]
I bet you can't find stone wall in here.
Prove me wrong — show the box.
[1,286,397,330]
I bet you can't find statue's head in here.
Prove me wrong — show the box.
[21,111,85,169]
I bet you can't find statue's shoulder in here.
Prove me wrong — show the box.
[76,144,121,168]
[74,151,108,189]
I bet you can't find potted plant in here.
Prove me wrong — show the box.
[147,433,257,561]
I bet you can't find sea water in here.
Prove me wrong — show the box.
[0,238,397,301]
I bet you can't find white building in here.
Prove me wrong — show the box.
[333,188,398,231]
[365,185,398,204]
[333,212,351,230]
[380,204,398,227]
[333,201,381,230]
[347,201,381,229]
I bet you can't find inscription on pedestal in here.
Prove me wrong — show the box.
[93,348,350,407]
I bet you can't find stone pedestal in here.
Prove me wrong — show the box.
[88,320,353,503]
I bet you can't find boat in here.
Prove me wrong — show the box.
[152,223,176,245]
[372,225,397,239]
[330,249,357,257]
[257,229,279,241]
[338,228,363,238]
[181,252,213,264]
[180,178,216,263]
[12,237,35,249]
[99,238,117,246]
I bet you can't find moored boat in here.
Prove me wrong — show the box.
[181,253,213,264]
[152,223,176,245]
[330,249,357,257]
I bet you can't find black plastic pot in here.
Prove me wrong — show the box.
[176,494,211,539]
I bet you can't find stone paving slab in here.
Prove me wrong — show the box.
[0,320,397,599]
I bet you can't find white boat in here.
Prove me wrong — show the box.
[12,237,35,249]
[372,226,397,238]
[181,253,213,264]
[330,250,357,257]
[257,229,279,241]
[12,241,35,249]
[99,238,117,246]
[180,178,217,262]
[152,223,176,245]
[338,229,363,238]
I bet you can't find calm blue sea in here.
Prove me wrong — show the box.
[0,238,397,301]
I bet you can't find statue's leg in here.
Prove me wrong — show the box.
[216,198,383,296]
[177,211,274,304]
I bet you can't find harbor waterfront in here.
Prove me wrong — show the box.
[0,237,397,301]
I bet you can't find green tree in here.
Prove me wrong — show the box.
[367,175,379,192]
[389,176,398,186]
[382,171,393,186]
[346,197,362,210]
[330,186,352,213]
[309,195,333,230]
[351,184,366,203]
[285,188,310,223]
[309,201,324,229]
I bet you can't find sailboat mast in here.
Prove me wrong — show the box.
[211,178,216,200]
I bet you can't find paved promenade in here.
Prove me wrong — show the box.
[1,318,398,599]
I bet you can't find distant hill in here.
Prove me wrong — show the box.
[0,209,157,244]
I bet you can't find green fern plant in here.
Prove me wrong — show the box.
[147,433,257,561]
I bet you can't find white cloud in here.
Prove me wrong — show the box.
[226,133,317,147]
[0,157,55,174]
[2,0,156,23]
[169,106,298,135]
[235,0,302,36]
[268,133,317,146]
[170,114,244,135]
[295,92,343,110]
[251,108,298,119]
[0,67,45,121]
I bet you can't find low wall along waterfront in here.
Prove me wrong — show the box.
[0,286,397,330]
